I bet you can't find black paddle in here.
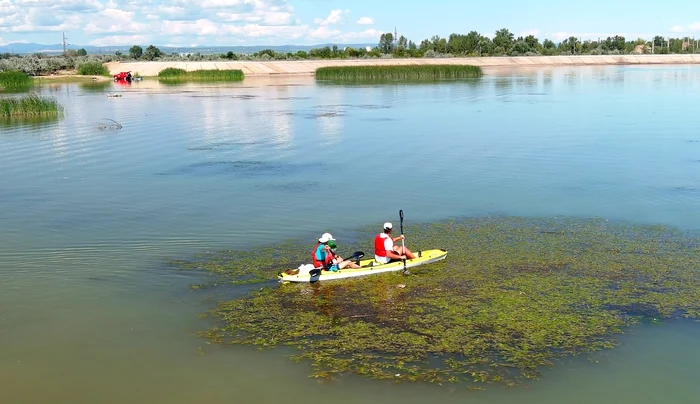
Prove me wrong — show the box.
[400,209,408,275]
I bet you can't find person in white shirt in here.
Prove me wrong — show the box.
[373,222,416,264]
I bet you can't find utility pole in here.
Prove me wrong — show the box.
[62,32,68,55]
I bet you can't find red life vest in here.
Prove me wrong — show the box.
[312,243,332,268]
[374,233,390,257]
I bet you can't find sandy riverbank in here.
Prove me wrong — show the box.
[104,54,700,77]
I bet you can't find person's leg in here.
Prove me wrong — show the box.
[393,245,415,260]
[338,259,360,269]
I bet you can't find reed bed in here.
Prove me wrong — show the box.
[77,62,109,76]
[0,71,32,88]
[157,68,244,82]
[0,94,63,117]
[315,64,483,80]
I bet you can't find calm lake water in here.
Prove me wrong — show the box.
[2,65,700,403]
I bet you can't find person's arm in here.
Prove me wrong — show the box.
[392,234,405,242]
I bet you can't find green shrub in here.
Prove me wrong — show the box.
[78,62,109,76]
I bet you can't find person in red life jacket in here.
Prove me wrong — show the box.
[374,222,416,264]
[312,233,360,272]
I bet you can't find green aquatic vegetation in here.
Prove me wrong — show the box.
[0,71,32,89]
[0,94,64,117]
[180,216,700,388]
[315,65,483,81]
[157,68,244,82]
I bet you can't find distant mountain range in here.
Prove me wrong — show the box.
[0,42,375,55]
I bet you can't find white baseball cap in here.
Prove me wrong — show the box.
[383,222,393,230]
[318,232,335,243]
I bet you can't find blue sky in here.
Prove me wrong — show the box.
[0,0,699,47]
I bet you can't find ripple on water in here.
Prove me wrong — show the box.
[157,160,321,176]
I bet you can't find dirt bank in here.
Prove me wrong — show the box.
[104,54,700,77]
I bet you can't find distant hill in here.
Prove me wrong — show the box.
[0,42,375,55]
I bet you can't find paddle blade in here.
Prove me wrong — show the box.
[348,251,364,264]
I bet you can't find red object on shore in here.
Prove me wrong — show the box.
[113,71,132,81]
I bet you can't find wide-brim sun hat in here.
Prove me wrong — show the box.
[319,232,335,243]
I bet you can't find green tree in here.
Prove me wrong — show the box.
[398,35,408,51]
[309,46,332,58]
[562,36,580,54]
[493,28,514,52]
[143,45,163,60]
[464,31,481,54]
[378,33,394,53]
[344,47,360,57]
[77,48,87,56]
[115,50,122,57]
[653,36,665,47]
[524,35,540,52]
[129,45,143,59]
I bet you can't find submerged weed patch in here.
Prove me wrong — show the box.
[176,217,700,388]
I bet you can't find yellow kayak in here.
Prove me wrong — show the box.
[278,248,448,283]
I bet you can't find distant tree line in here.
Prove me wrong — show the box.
[1,29,698,76]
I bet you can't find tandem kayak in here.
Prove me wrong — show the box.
[278,248,448,283]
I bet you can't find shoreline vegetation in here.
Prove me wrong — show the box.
[0,93,63,117]
[174,216,700,389]
[315,65,483,80]
[157,67,244,82]
[1,29,699,77]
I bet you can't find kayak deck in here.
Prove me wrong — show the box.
[278,248,448,283]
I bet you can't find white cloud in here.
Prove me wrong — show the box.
[89,34,148,46]
[84,9,150,34]
[519,29,540,37]
[0,0,382,45]
[337,28,382,41]
[314,9,344,26]
[670,25,685,33]
[550,32,654,41]
[670,22,700,33]
[309,26,341,39]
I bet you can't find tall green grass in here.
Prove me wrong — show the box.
[0,94,64,117]
[315,64,483,80]
[78,61,109,76]
[157,68,244,82]
[0,71,32,88]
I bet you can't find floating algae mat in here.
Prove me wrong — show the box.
[173,216,700,389]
